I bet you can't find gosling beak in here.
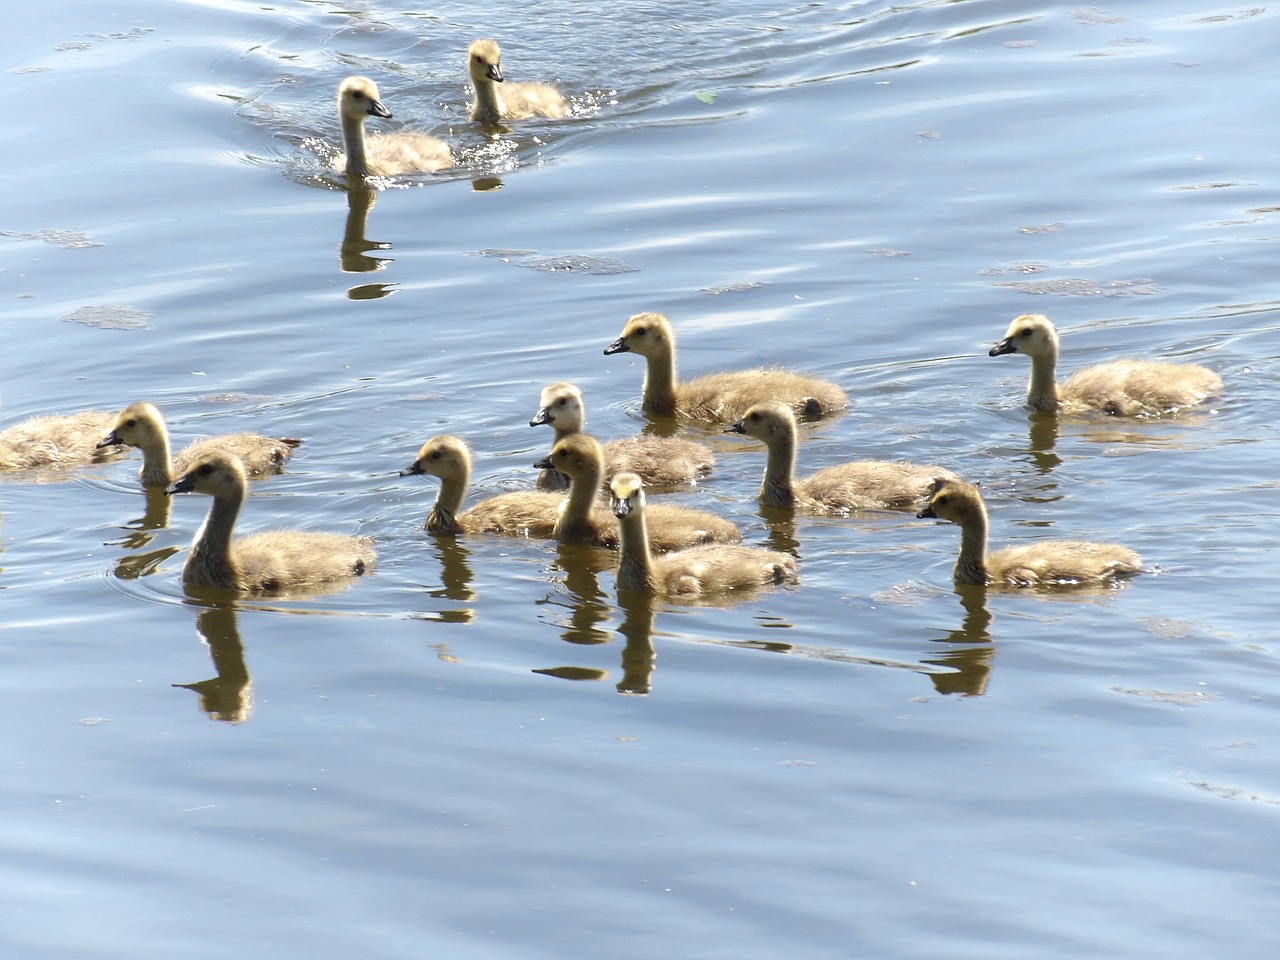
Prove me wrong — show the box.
[916,505,938,519]
[367,97,392,120]
[611,497,632,519]
[726,419,746,435]
[989,337,1017,357]
[529,407,552,427]
[96,430,121,449]
[603,336,629,356]
[486,63,504,83]
[165,474,195,496]
[533,454,553,470]
[400,460,424,477]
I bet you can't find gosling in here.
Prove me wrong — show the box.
[401,435,564,536]
[610,473,798,598]
[990,313,1222,417]
[0,409,119,470]
[334,76,452,178]
[535,434,741,551]
[99,402,300,487]
[165,453,375,593]
[604,312,847,422]
[917,478,1142,587]
[728,401,958,512]
[467,39,566,122]
[530,380,715,491]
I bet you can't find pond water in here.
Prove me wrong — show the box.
[2,1,1277,957]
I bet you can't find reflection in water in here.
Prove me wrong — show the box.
[471,176,503,192]
[173,604,252,724]
[1025,412,1062,474]
[540,543,614,647]
[339,184,391,274]
[112,487,181,579]
[756,504,801,555]
[615,592,657,695]
[410,534,476,623]
[923,585,995,697]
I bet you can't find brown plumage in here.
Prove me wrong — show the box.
[603,311,847,422]
[530,380,714,491]
[0,409,119,470]
[100,402,299,487]
[401,435,563,537]
[467,39,566,122]
[728,401,957,512]
[334,76,452,178]
[165,453,375,594]
[609,473,797,598]
[535,434,741,551]
[990,313,1222,416]
[917,478,1142,587]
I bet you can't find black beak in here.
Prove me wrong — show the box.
[529,407,552,427]
[486,64,504,83]
[97,430,120,450]
[533,454,553,470]
[400,461,424,477]
[989,337,1016,357]
[603,337,629,356]
[367,97,392,120]
[726,420,746,435]
[611,498,632,519]
[916,505,938,519]
[165,475,195,496]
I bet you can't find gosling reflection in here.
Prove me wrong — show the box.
[922,585,995,697]
[615,591,657,695]
[542,543,613,647]
[173,604,252,724]
[756,503,801,556]
[340,183,392,274]
[112,487,181,580]
[1025,412,1061,474]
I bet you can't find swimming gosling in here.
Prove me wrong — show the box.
[335,76,452,178]
[610,473,797,598]
[917,478,1142,586]
[401,434,563,536]
[530,380,714,491]
[467,39,566,122]
[990,313,1222,417]
[0,409,119,470]
[99,402,299,486]
[728,401,957,512]
[165,453,375,593]
[535,433,740,551]
[604,312,847,422]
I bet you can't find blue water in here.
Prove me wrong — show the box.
[2,2,1277,957]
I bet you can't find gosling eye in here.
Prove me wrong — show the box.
[1018,328,1032,338]
[633,327,647,337]
[557,398,567,407]
[936,495,949,506]
[352,90,365,100]
[429,451,442,461]
[749,412,761,422]
[198,464,213,477]
[125,418,136,427]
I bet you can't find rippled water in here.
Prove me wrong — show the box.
[3,1,1278,957]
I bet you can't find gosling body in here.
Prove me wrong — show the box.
[530,381,714,491]
[100,402,299,487]
[166,453,375,593]
[335,76,452,178]
[467,39,566,122]
[610,473,797,598]
[728,401,957,512]
[990,313,1222,416]
[0,409,118,470]
[402,435,563,537]
[604,312,847,422]
[535,434,740,551]
[917,478,1142,587]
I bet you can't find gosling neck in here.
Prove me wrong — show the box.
[641,345,679,415]
[615,509,656,593]
[137,430,175,486]
[556,459,605,541]
[1026,348,1062,413]
[185,485,244,591]
[341,114,370,178]
[471,81,505,123]
[952,504,991,587]
[427,469,468,534]
[758,424,799,507]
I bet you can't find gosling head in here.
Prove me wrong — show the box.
[166,452,246,497]
[604,311,673,358]
[99,401,164,451]
[533,433,603,479]
[401,435,471,481]
[529,381,586,431]
[338,76,392,123]
[726,400,796,442]
[467,39,504,84]
[609,472,645,519]
[916,479,983,523]
[990,313,1059,360]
